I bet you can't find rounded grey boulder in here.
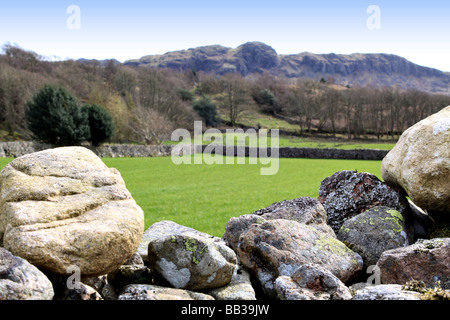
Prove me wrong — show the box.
[337,206,409,269]
[0,247,54,300]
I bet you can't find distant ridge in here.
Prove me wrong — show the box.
[120,42,450,95]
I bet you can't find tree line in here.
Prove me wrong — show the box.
[1,44,449,145]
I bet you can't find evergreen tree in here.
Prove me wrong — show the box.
[252,89,281,115]
[83,104,114,146]
[192,96,219,126]
[25,85,90,146]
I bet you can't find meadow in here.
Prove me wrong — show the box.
[0,156,383,237]
[165,131,396,151]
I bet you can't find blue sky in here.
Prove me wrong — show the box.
[1,0,450,71]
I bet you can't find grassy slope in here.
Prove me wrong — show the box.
[175,106,397,151]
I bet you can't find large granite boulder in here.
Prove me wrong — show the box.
[381,106,450,216]
[0,147,144,276]
[0,247,54,300]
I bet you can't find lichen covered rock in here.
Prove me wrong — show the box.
[352,284,422,300]
[274,264,352,300]
[146,221,236,290]
[237,219,363,297]
[223,197,335,253]
[318,170,408,234]
[337,206,409,268]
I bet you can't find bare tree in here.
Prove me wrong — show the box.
[323,88,341,136]
[137,68,193,129]
[114,66,138,108]
[341,88,356,140]
[219,73,248,127]
[287,80,307,133]
[302,80,322,134]
[130,107,174,145]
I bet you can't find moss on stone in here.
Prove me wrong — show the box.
[255,217,266,224]
[185,238,208,265]
[402,280,450,300]
[316,235,354,257]
[430,223,450,238]
[386,209,404,221]
[381,209,404,233]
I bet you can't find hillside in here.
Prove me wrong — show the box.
[1,44,449,145]
[124,42,450,95]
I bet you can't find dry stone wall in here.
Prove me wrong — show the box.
[0,107,449,300]
[0,141,389,160]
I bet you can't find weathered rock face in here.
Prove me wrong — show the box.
[234,41,279,75]
[274,264,352,300]
[376,238,450,289]
[318,170,408,234]
[107,253,152,291]
[146,221,237,291]
[337,206,409,269]
[207,268,256,300]
[223,197,335,252]
[118,284,214,300]
[0,247,54,300]
[352,284,422,300]
[0,147,145,276]
[59,282,103,300]
[237,219,363,297]
[381,106,450,216]
[123,42,450,94]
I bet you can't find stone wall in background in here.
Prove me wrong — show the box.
[0,141,388,160]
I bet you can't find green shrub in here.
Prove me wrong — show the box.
[83,104,114,146]
[193,96,219,126]
[25,85,90,146]
[176,88,194,102]
[252,89,281,115]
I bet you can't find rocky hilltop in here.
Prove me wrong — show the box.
[123,41,450,94]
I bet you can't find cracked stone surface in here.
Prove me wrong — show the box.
[0,147,144,276]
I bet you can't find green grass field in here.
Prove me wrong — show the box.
[103,156,383,237]
[165,132,395,151]
[0,156,383,237]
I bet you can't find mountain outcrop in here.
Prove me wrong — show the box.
[123,42,450,94]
